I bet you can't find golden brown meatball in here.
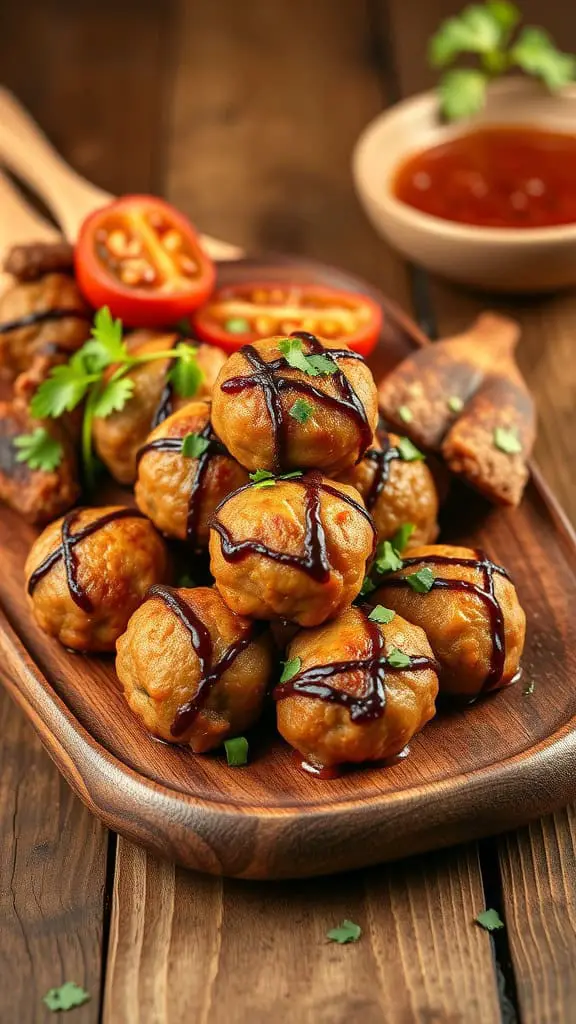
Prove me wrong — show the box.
[92,332,227,484]
[135,399,249,548]
[211,332,378,475]
[372,544,526,700]
[24,506,169,652]
[116,585,274,752]
[209,472,376,626]
[338,432,439,549]
[0,272,90,378]
[274,605,438,768]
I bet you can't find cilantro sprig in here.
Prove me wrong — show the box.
[249,468,303,489]
[21,307,203,488]
[13,427,64,472]
[429,2,576,120]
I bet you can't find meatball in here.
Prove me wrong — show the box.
[116,585,274,752]
[24,506,169,652]
[209,472,376,626]
[211,332,378,475]
[337,432,439,549]
[4,241,75,282]
[274,605,438,767]
[0,271,90,378]
[92,332,227,484]
[135,399,249,548]
[372,544,526,700]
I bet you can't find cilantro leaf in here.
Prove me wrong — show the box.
[390,523,415,553]
[182,433,210,459]
[360,576,376,597]
[13,428,64,472]
[306,353,338,376]
[438,68,488,120]
[326,920,362,944]
[30,361,94,419]
[368,605,395,624]
[429,3,515,68]
[80,305,127,369]
[170,343,203,398]
[448,395,464,413]
[387,648,412,668]
[398,404,413,424]
[249,469,303,489]
[523,679,535,696]
[250,469,274,484]
[475,908,505,932]
[406,566,435,593]
[43,981,90,1012]
[278,337,311,373]
[279,656,301,683]
[494,426,522,454]
[375,540,403,574]
[397,437,425,462]
[511,27,576,90]
[290,398,314,424]
[486,1,520,34]
[92,377,135,419]
[224,736,249,767]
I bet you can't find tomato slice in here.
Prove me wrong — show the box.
[191,282,383,356]
[74,195,216,327]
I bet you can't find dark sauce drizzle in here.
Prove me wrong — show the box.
[273,607,436,722]
[27,507,146,613]
[382,551,510,693]
[211,470,376,584]
[0,307,90,335]
[363,434,402,510]
[150,332,189,428]
[147,584,260,737]
[220,331,371,473]
[136,423,227,547]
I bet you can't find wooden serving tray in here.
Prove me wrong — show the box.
[1,255,576,880]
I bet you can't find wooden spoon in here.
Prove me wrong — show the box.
[0,168,59,293]
[0,87,242,260]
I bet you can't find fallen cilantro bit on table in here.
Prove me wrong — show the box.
[43,981,90,1013]
[224,736,249,767]
[279,656,302,683]
[406,566,435,593]
[448,395,464,413]
[290,398,314,423]
[326,919,362,945]
[278,337,337,377]
[398,405,413,424]
[390,522,415,553]
[13,428,64,472]
[368,605,395,625]
[475,908,505,932]
[182,432,210,459]
[494,426,522,455]
[397,436,425,462]
[523,679,535,696]
[375,540,403,575]
[387,648,412,669]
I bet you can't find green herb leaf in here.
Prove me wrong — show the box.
[224,736,249,767]
[387,648,412,668]
[494,426,522,454]
[170,343,204,398]
[92,377,135,419]
[80,305,127,369]
[224,316,251,335]
[523,679,535,696]
[250,469,303,489]
[360,576,377,597]
[279,656,302,683]
[278,338,337,377]
[511,26,576,90]
[290,398,314,423]
[448,395,464,413]
[429,3,514,68]
[390,523,415,553]
[397,437,425,462]
[375,540,403,575]
[475,908,505,932]
[30,359,94,419]
[13,428,64,472]
[406,566,435,593]
[43,981,90,1012]
[368,605,395,624]
[326,920,362,945]
[398,404,413,424]
[250,468,274,484]
[306,353,339,376]
[486,1,520,34]
[438,68,488,120]
[182,432,211,459]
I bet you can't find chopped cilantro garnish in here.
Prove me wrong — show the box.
[406,566,435,593]
[523,679,535,696]
[398,405,413,424]
[224,736,249,767]
[278,337,337,377]
[290,398,314,423]
[475,908,505,932]
[448,395,464,413]
[375,540,403,574]
[494,426,522,454]
[326,920,362,944]
[250,468,303,489]
[182,433,210,459]
[390,523,415,553]
[397,436,425,462]
[13,428,64,472]
[387,648,412,668]
[306,353,338,376]
[360,576,377,597]
[368,605,395,624]
[43,981,90,1012]
[279,656,301,683]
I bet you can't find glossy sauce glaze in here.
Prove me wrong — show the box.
[394,126,576,229]
[27,508,146,613]
[383,551,510,692]
[274,607,436,721]
[211,470,376,584]
[137,422,227,547]
[0,307,90,334]
[147,584,261,737]
[220,330,372,473]
[363,434,401,510]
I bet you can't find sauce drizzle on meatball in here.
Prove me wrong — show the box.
[147,584,262,737]
[363,435,403,510]
[384,551,510,692]
[0,307,90,335]
[211,471,376,583]
[273,608,436,721]
[27,507,146,612]
[220,332,372,473]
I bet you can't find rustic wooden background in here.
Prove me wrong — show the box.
[0,1,575,1021]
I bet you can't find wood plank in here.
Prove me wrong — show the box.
[105,840,501,1024]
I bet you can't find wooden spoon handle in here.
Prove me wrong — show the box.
[0,87,243,260]
[0,169,58,293]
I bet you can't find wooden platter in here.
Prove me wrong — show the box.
[1,254,576,880]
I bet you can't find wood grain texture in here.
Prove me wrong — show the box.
[105,839,501,1024]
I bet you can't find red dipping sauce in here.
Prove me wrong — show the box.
[393,126,576,229]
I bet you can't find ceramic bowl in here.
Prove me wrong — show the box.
[352,77,576,293]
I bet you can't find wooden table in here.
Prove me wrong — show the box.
[1,1,575,1021]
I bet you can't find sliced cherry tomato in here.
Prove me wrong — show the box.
[191,282,383,356]
[75,195,216,327]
